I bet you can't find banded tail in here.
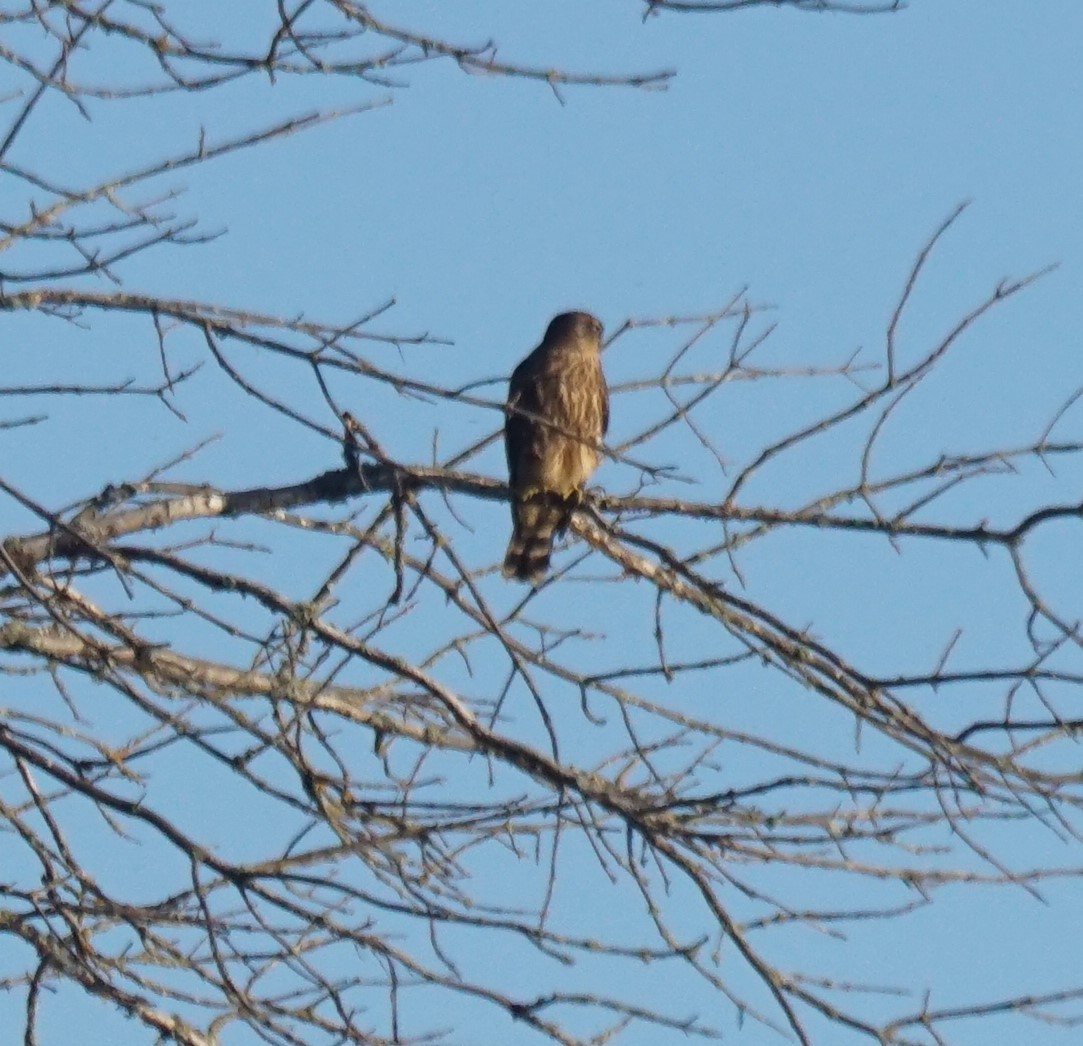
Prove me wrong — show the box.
[502,495,571,583]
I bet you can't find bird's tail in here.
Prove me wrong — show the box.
[502,495,571,583]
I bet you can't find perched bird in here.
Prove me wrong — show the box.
[503,311,609,583]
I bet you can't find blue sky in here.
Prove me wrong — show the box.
[4,2,1083,1045]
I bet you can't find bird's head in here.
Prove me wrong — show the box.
[546,311,603,346]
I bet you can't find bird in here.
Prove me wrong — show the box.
[502,311,609,583]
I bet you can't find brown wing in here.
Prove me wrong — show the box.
[503,348,567,581]
[504,352,542,495]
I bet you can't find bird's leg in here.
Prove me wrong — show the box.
[518,487,579,508]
